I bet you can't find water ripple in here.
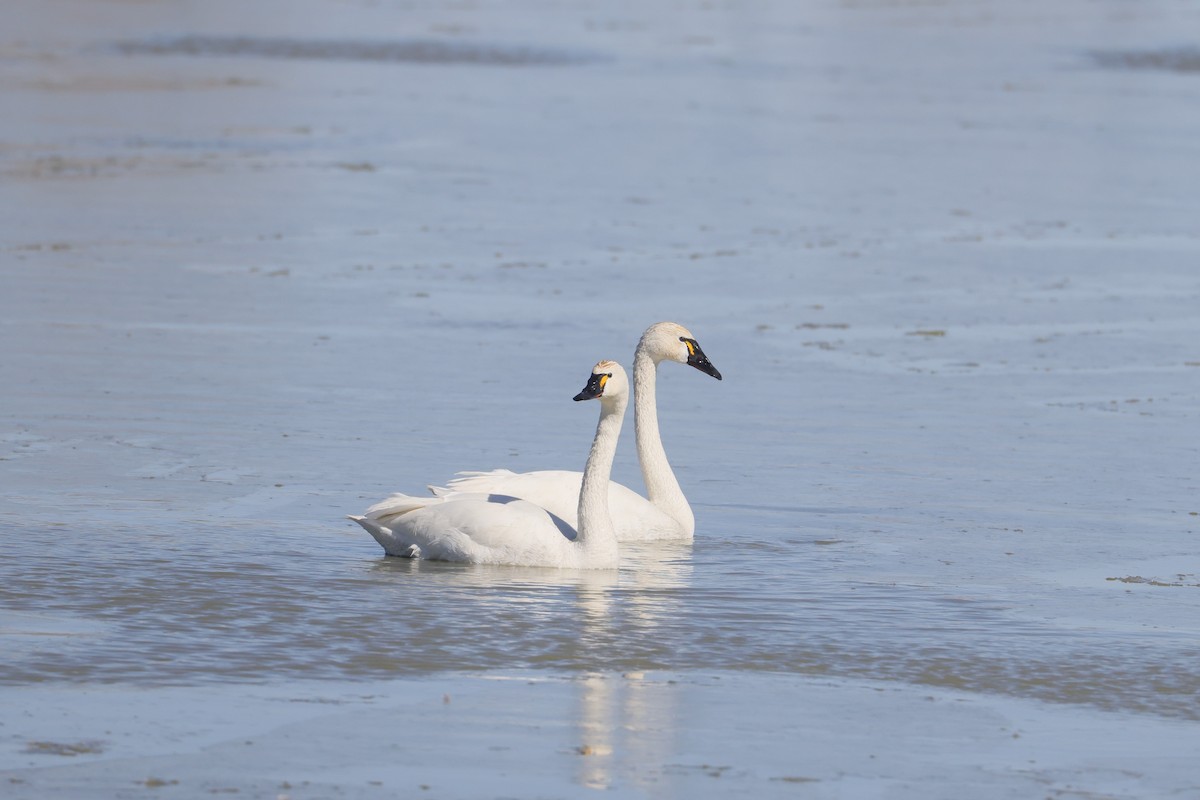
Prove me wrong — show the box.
[2,519,1197,720]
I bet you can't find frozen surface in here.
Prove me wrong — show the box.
[2,0,1199,796]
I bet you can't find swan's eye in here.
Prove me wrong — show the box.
[680,337,696,357]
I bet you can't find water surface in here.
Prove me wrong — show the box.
[2,0,1198,748]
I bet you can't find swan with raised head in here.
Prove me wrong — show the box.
[425,322,721,541]
[349,361,629,568]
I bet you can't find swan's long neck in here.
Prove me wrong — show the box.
[633,349,695,536]
[576,392,626,554]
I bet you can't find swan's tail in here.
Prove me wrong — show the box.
[347,512,421,558]
[429,469,517,497]
[350,493,444,557]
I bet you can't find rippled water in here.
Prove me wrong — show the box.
[5,497,1198,720]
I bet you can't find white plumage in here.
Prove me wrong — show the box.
[428,322,722,541]
[430,469,681,539]
[350,361,629,569]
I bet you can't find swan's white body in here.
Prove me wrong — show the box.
[432,469,682,539]
[350,362,628,569]
[429,322,721,541]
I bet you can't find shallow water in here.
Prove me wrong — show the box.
[2,0,1199,778]
[5,503,1199,719]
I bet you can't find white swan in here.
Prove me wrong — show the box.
[349,361,629,568]
[426,322,721,541]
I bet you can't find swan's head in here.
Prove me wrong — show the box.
[573,360,629,403]
[638,321,722,380]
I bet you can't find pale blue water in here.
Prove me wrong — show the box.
[3,0,1199,738]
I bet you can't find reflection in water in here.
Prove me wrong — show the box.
[576,674,614,789]
[566,552,686,790]
[571,672,684,793]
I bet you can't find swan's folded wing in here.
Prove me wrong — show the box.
[429,469,518,497]
[363,490,499,526]
[433,470,582,519]
[429,469,684,540]
[363,492,445,522]
[399,497,578,564]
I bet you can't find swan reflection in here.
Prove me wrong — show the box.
[572,671,682,792]
[361,540,690,671]
[570,547,691,790]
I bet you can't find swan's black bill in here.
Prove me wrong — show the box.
[681,337,722,380]
[574,372,611,401]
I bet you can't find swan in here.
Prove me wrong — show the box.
[425,322,721,541]
[348,361,629,568]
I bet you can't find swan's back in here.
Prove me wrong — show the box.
[399,496,584,566]
[432,469,686,541]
